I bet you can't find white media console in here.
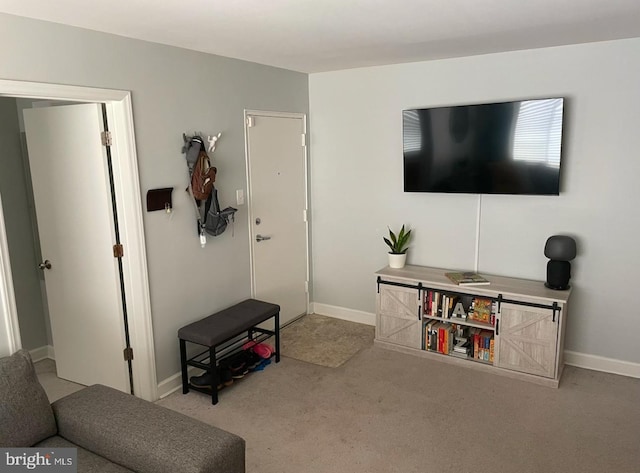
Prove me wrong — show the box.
[375,265,571,387]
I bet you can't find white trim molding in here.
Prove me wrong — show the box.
[0,79,157,401]
[311,302,375,326]
[564,350,640,379]
[313,302,640,379]
[29,345,54,363]
[104,97,158,401]
[157,365,202,399]
[0,194,20,356]
[0,80,128,102]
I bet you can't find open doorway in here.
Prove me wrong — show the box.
[0,79,157,401]
[0,98,49,357]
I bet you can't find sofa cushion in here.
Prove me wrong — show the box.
[36,435,134,472]
[0,349,57,446]
[53,384,245,473]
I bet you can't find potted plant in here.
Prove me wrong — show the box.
[384,225,412,269]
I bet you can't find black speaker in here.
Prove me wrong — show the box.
[544,236,576,290]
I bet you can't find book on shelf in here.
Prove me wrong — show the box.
[423,289,476,321]
[469,329,494,362]
[445,271,490,286]
[471,297,492,324]
[425,320,484,358]
[480,330,492,362]
[425,321,440,352]
[489,338,495,363]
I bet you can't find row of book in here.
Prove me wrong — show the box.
[424,321,495,363]
[423,290,496,326]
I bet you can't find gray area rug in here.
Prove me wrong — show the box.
[279,314,374,367]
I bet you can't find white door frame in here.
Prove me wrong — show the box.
[243,110,310,317]
[0,193,20,356]
[0,79,157,401]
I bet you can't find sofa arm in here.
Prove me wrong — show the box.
[52,385,244,473]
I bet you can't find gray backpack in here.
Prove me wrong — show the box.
[204,187,237,236]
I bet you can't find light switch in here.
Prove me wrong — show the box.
[236,189,245,205]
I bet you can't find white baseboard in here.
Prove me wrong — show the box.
[157,311,639,395]
[311,302,375,326]
[564,350,640,379]
[29,345,54,363]
[157,365,202,399]
[157,302,373,398]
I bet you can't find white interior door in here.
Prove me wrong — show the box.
[23,104,129,391]
[246,113,308,326]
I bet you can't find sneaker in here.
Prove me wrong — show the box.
[253,343,274,359]
[228,358,248,379]
[190,372,213,388]
[219,367,234,387]
[242,340,274,359]
[253,357,272,371]
[245,351,262,370]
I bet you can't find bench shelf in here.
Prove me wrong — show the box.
[178,299,281,404]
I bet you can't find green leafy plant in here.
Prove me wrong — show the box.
[384,225,412,254]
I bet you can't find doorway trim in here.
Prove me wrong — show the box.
[0,79,157,401]
[243,109,310,317]
[0,193,20,356]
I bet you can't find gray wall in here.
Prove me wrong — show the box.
[0,13,309,381]
[309,38,640,364]
[0,97,48,350]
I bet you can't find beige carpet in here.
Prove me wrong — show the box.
[158,345,640,473]
[279,314,374,367]
[34,359,85,402]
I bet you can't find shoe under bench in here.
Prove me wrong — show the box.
[178,298,281,405]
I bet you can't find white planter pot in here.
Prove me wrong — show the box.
[388,253,407,269]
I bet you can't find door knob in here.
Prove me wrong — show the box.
[256,234,271,242]
[38,260,52,270]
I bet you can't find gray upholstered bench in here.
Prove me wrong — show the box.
[178,299,280,404]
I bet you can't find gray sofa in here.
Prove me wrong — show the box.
[0,350,245,473]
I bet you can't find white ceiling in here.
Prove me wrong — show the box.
[2,0,640,73]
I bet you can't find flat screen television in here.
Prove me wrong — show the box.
[403,97,565,195]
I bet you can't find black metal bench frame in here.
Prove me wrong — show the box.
[179,304,280,405]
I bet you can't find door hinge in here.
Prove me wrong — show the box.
[123,347,134,361]
[101,131,112,147]
[113,244,124,258]
[246,116,254,128]
[303,209,308,222]
[305,281,309,293]
[301,133,306,147]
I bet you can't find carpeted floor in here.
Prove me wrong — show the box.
[280,314,375,367]
[33,319,640,473]
[34,358,85,402]
[158,344,640,473]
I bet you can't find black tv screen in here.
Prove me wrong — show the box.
[403,98,565,195]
